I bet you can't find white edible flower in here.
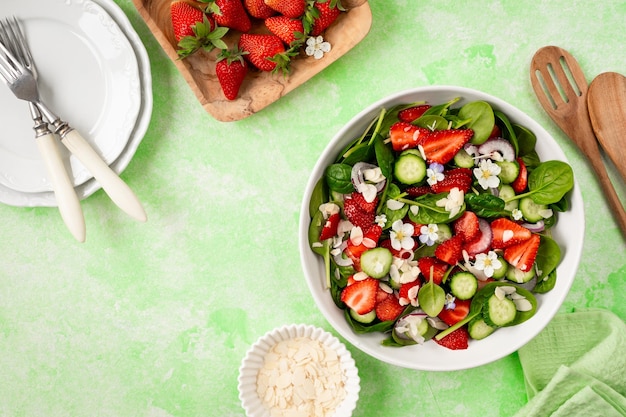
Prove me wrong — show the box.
[473,251,502,278]
[512,208,523,221]
[435,187,465,218]
[305,36,331,59]
[419,223,439,246]
[474,159,502,189]
[375,214,387,228]
[426,163,445,186]
[390,219,415,251]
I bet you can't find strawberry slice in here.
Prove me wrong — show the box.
[438,298,471,326]
[398,281,420,305]
[389,122,430,152]
[511,157,528,193]
[398,104,432,123]
[464,218,493,257]
[504,233,540,272]
[490,218,532,249]
[350,191,378,214]
[431,167,473,194]
[340,277,378,314]
[319,212,340,240]
[435,235,464,265]
[488,124,502,139]
[421,129,474,164]
[375,296,405,322]
[435,326,469,350]
[418,256,449,285]
[453,211,480,242]
[343,196,375,230]
[345,225,383,268]
[405,185,431,197]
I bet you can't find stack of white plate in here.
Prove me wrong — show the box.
[0,0,152,207]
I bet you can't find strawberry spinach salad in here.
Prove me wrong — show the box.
[308,98,574,350]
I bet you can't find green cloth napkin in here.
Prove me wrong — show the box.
[513,309,626,417]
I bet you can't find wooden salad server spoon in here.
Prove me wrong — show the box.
[587,72,626,183]
[530,46,626,236]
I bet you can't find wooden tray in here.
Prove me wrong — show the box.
[131,0,372,122]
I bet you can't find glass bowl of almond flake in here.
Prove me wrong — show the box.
[238,324,360,417]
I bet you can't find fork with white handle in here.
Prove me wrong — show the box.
[0,17,147,229]
[0,18,86,241]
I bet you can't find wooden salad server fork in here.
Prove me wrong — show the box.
[587,72,626,183]
[530,46,626,236]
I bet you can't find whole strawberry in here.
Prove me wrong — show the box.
[265,15,304,46]
[311,0,343,36]
[171,1,206,42]
[171,1,228,58]
[202,0,252,32]
[215,47,249,100]
[264,0,307,18]
[239,33,291,73]
[244,0,277,18]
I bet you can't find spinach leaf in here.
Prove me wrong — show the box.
[374,133,394,179]
[345,309,394,334]
[342,142,374,166]
[414,115,449,131]
[535,235,561,281]
[494,110,518,155]
[526,160,574,205]
[308,177,328,218]
[534,269,557,294]
[417,282,445,317]
[324,163,354,194]
[464,193,508,218]
[458,101,495,145]
[405,193,462,224]
[423,97,460,117]
[513,123,537,157]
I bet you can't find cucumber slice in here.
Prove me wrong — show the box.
[468,317,496,340]
[483,294,517,327]
[491,256,508,279]
[360,247,393,279]
[449,271,478,300]
[496,160,520,184]
[453,148,475,168]
[350,308,377,324]
[394,151,426,185]
[506,265,535,283]
[498,185,519,211]
[519,197,549,222]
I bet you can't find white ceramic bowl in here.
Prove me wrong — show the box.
[298,86,584,371]
[238,324,360,417]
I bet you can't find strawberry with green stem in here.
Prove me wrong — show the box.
[201,0,252,32]
[215,46,249,100]
[171,1,228,58]
[239,33,294,73]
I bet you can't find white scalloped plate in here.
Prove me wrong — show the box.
[0,0,152,207]
[0,0,141,193]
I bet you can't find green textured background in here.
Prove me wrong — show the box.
[1,1,625,416]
